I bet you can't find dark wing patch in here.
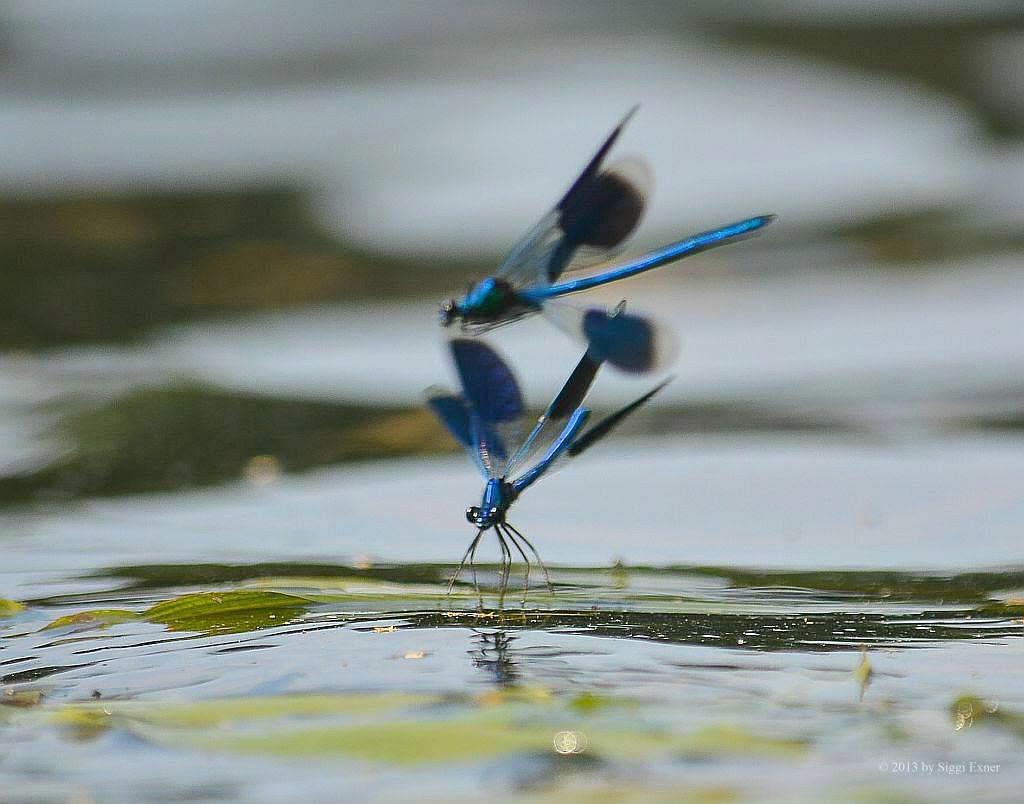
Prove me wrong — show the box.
[450,339,524,423]
[549,161,648,283]
[494,107,646,288]
[556,105,637,215]
[558,166,646,248]
[582,309,659,374]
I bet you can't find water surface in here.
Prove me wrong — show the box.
[3,435,1022,801]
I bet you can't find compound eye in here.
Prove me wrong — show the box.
[465,506,480,523]
[489,507,498,515]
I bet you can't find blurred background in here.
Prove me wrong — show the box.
[7,9,1024,798]
[2,0,1024,523]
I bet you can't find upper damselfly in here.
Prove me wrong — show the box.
[439,107,774,373]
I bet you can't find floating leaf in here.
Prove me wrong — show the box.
[521,786,740,803]
[2,689,43,708]
[0,599,25,617]
[59,692,438,730]
[143,590,313,634]
[198,720,557,762]
[43,609,139,631]
[676,725,807,758]
[248,576,461,603]
[144,589,312,619]
[40,685,809,767]
[196,718,780,764]
[153,704,800,764]
[52,705,114,741]
[476,686,553,707]
[570,691,625,713]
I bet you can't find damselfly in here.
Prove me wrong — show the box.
[428,337,669,603]
[439,107,774,372]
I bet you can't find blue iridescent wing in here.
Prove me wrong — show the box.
[558,107,637,223]
[425,386,515,479]
[468,412,506,478]
[426,391,473,447]
[450,339,524,423]
[511,407,591,494]
[495,107,650,288]
[522,214,776,301]
[449,338,527,476]
[503,347,604,476]
[580,307,672,374]
[543,299,678,375]
[425,388,490,479]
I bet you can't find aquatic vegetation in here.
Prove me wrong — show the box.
[0,598,26,617]
[0,187,480,349]
[951,695,1024,739]
[34,689,806,764]
[42,609,137,631]
[0,560,1021,798]
[0,384,454,503]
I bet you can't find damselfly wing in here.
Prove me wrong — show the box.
[439,108,774,374]
[427,338,671,603]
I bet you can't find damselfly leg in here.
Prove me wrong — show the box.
[500,523,532,604]
[468,532,485,609]
[448,528,486,598]
[495,527,513,606]
[505,522,553,593]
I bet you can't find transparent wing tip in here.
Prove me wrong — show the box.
[605,155,653,198]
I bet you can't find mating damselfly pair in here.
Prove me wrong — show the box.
[427,108,774,603]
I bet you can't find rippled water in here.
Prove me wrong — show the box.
[3,434,1023,802]
[3,258,1023,800]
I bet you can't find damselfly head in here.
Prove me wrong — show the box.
[466,505,499,528]
[439,299,459,327]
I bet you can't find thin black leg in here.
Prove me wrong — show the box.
[495,526,512,607]
[469,529,487,609]
[448,528,485,597]
[506,522,552,593]
[502,524,532,605]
